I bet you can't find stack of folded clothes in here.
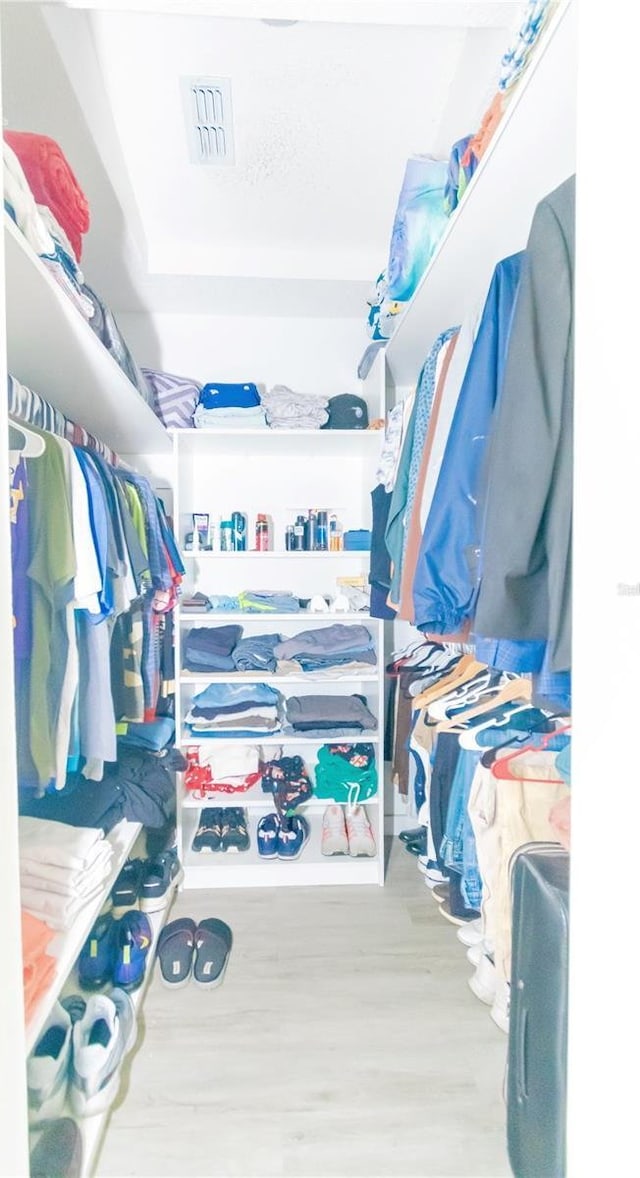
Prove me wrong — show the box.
[285,694,377,734]
[185,744,263,796]
[238,590,301,613]
[182,625,243,672]
[193,382,267,429]
[273,624,376,674]
[19,818,113,932]
[22,910,57,1024]
[261,385,329,430]
[181,591,212,613]
[185,683,284,737]
[232,633,281,673]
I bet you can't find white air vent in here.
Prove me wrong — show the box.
[182,76,234,166]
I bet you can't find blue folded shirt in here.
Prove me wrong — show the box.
[198,382,261,410]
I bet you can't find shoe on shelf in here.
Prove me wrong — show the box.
[69,989,137,1118]
[277,815,310,860]
[112,911,153,992]
[466,942,484,967]
[257,812,280,858]
[456,917,484,947]
[139,847,183,913]
[110,858,144,919]
[220,807,250,853]
[468,953,498,1005]
[78,913,116,991]
[27,1001,73,1126]
[191,807,223,853]
[29,1117,83,1178]
[490,979,510,1033]
[321,805,349,856]
[345,806,376,858]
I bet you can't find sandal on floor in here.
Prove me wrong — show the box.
[193,919,233,989]
[156,918,197,988]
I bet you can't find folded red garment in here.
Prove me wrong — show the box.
[22,908,55,965]
[5,130,90,260]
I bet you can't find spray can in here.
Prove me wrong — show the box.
[255,514,270,551]
[307,509,317,552]
[293,515,305,551]
[231,511,247,551]
[285,524,295,551]
[316,510,328,551]
[220,521,234,551]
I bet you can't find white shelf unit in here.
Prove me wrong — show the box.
[3,212,170,456]
[383,0,577,394]
[172,423,385,888]
[24,820,142,1057]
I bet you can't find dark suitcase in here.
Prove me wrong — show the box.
[507,843,570,1178]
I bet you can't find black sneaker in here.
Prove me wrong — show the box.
[139,848,184,913]
[220,807,250,853]
[192,808,223,853]
[111,859,144,918]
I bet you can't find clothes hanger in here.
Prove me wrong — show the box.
[479,712,570,767]
[489,723,572,783]
[412,656,487,708]
[457,704,551,750]
[427,670,517,722]
[8,419,45,459]
[435,676,532,733]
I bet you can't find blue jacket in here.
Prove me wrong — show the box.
[413,251,523,633]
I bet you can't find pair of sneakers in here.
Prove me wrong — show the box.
[111,849,182,917]
[192,807,250,853]
[321,805,376,858]
[257,813,310,860]
[78,909,154,993]
[28,990,136,1123]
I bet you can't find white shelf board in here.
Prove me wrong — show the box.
[69,903,172,1178]
[24,820,142,1057]
[180,671,379,684]
[384,0,577,389]
[4,214,170,455]
[181,809,380,888]
[172,427,381,450]
[177,611,379,623]
[181,730,380,747]
[181,787,380,810]
[180,550,370,560]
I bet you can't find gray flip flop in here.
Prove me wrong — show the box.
[193,919,233,989]
[156,918,197,988]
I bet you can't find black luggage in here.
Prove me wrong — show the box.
[507,843,570,1178]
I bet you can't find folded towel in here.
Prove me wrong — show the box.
[5,130,90,260]
[18,817,105,872]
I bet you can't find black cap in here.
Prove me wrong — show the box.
[321,393,369,430]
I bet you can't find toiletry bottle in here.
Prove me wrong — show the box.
[255,514,270,551]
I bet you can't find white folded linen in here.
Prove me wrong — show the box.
[21,881,107,931]
[20,840,112,888]
[18,817,105,872]
[199,743,261,778]
[20,852,113,899]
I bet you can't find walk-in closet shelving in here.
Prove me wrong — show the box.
[171,404,386,888]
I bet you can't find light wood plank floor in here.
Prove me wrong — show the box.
[97,841,509,1178]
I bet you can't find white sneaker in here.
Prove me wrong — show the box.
[28,1001,73,1126]
[468,953,498,1006]
[70,989,137,1118]
[456,917,484,947]
[321,805,349,856]
[345,806,376,858]
[466,942,484,967]
[490,980,510,1034]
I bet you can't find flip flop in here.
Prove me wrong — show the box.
[156,918,197,989]
[193,919,233,989]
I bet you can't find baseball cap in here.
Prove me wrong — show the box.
[321,393,369,430]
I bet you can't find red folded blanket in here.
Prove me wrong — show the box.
[5,130,90,260]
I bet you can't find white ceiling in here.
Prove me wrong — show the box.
[1,1,518,316]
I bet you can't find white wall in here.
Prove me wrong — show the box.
[117,311,368,399]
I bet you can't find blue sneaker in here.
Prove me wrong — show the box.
[78,914,115,991]
[277,815,310,860]
[257,813,279,858]
[112,911,153,992]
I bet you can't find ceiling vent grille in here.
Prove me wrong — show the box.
[181,77,234,166]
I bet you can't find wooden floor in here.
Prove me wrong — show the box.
[97,841,510,1178]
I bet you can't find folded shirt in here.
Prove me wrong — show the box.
[198,382,261,410]
[274,624,374,661]
[189,715,281,732]
[20,840,112,890]
[295,648,377,672]
[199,744,262,778]
[184,625,243,657]
[208,595,241,612]
[237,590,301,614]
[18,817,105,872]
[261,385,329,429]
[183,652,236,672]
[21,880,108,931]
[286,693,377,730]
[191,682,282,710]
[189,705,279,723]
[21,858,112,899]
